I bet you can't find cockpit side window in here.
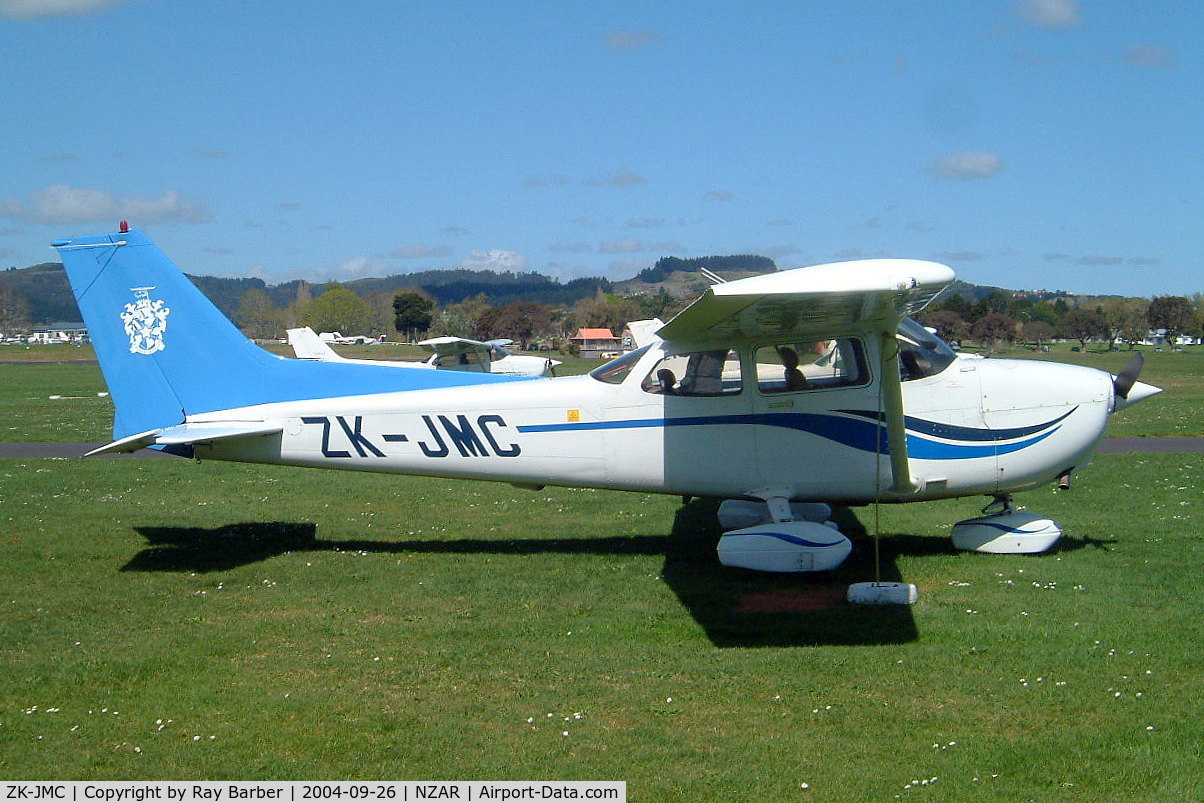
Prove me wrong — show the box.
[897,317,958,381]
[432,350,487,371]
[641,349,742,396]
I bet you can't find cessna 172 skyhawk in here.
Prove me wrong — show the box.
[54,226,1159,579]
[288,326,558,376]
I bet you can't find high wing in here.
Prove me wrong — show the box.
[656,259,953,347]
[418,336,500,358]
[656,259,954,494]
[415,335,496,372]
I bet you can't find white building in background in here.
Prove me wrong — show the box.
[1139,328,1200,347]
[27,321,89,344]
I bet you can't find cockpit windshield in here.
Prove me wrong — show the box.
[897,317,958,381]
[589,345,651,384]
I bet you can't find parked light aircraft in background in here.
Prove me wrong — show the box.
[319,331,383,345]
[54,227,1159,578]
[416,335,560,376]
[288,326,558,377]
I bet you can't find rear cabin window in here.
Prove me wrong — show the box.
[641,349,743,396]
[755,338,867,394]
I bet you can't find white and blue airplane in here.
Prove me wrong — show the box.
[287,326,559,377]
[54,226,1159,579]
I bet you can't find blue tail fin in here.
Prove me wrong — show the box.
[54,227,526,440]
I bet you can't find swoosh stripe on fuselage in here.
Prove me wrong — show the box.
[516,410,1068,460]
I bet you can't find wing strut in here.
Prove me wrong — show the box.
[879,330,918,496]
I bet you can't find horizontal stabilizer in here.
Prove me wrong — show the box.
[85,422,283,456]
[85,429,162,456]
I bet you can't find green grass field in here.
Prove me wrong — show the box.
[1,345,1201,797]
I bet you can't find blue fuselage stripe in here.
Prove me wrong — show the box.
[517,410,1067,460]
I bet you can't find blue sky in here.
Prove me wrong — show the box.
[1,0,1199,296]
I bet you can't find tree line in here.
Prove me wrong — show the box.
[232,281,684,352]
[2,260,1201,357]
[918,288,1204,356]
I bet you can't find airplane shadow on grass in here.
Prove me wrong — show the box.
[124,499,1105,648]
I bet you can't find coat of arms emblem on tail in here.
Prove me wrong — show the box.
[121,286,170,355]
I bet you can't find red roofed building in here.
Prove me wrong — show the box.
[570,327,621,358]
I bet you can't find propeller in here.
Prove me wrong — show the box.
[1113,352,1144,400]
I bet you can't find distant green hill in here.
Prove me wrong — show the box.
[0,255,1069,327]
[0,263,618,324]
[341,270,613,307]
[0,263,82,323]
[636,254,777,284]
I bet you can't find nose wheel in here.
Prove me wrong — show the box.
[981,494,1018,517]
[951,494,1062,554]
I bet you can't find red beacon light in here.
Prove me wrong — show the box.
[119,220,130,233]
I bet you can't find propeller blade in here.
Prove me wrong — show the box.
[1113,352,1144,399]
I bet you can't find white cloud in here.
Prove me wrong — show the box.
[387,244,452,259]
[522,174,571,188]
[122,190,210,223]
[933,251,987,262]
[1,184,210,224]
[759,244,800,260]
[35,152,78,165]
[604,257,649,279]
[586,169,647,187]
[601,31,662,51]
[252,254,393,284]
[549,242,592,253]
[457,249,528,271]
[599,239,644,254]
[1016,0,1081,30]
[0,0,129,19]
[334,256,391,277]
[1124,44,1175,69]
[927,152,1004,180]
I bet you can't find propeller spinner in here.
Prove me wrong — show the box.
[1111,352,1162,410]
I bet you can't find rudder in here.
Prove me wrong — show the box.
[54,227,527,441]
